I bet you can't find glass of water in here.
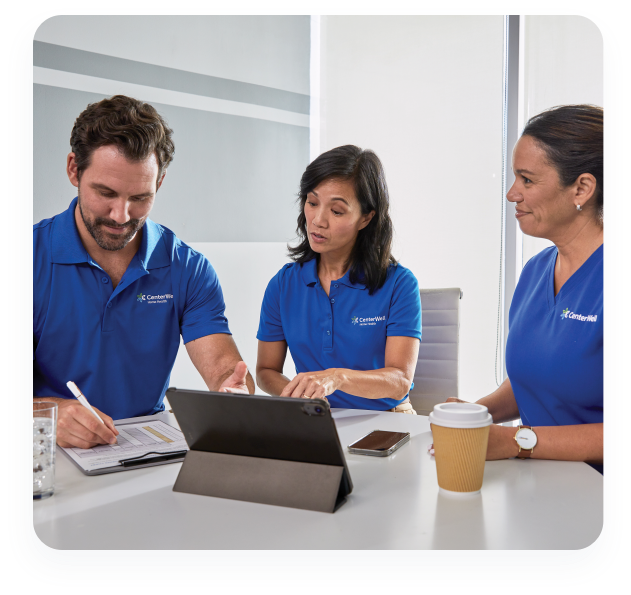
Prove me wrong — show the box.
[33,401,58,500]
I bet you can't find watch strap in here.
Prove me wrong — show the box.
[516,425,535,459]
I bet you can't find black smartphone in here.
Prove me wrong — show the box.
[347,430,411,457]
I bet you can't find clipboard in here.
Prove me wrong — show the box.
[167,388,353,513]
[59,412,188,476]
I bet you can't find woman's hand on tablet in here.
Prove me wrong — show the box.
[279,369,341,401]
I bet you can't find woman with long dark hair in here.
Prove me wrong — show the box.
[256,145,422,412]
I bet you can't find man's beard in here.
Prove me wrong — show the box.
[78,191,145,252]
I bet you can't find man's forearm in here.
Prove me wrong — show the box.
[186,334,254,393]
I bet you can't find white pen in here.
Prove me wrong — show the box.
[66,381,106,425]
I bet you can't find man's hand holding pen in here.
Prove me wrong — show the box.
[33,397,119,449]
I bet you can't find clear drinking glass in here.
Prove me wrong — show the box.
[33,401,58,500]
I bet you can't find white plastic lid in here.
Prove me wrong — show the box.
[429,402,493,429]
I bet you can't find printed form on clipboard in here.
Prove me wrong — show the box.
[60,418,189,475]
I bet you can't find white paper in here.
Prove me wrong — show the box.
[61,419,189,472]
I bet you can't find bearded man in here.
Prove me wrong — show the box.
[33,95,253,448]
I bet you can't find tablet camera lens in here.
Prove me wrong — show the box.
[302,403,325,416]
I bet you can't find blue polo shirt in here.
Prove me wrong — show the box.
[33,197,231,419]
[257,259,422,410]
[506,245,603,470]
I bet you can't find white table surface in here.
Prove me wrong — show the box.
[33,409,603,549]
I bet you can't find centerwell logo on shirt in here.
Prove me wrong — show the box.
[137,293,174,304]
[351,314,386,326]
[560,307,597,322]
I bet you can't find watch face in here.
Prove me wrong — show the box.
[515,428,537,449]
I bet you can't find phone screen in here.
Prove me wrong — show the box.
[350,430,409,451]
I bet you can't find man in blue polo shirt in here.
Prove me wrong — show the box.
[34,95,254,449]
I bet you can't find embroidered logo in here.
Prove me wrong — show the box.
[560,307,597,322]
[352,315,386,326]
[137,293,173,304]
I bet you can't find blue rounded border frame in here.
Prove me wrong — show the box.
[9,9,622,586]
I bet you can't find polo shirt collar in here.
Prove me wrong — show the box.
[338,268,367,290]
[300,258,319,286]
[137,218,170,270]
[51,197,90,264]
[300,257,367,290]
[50,197,169,270]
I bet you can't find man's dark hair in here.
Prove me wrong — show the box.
[70,95,175,188]
[522,104,603,220]
[288,145,397,294]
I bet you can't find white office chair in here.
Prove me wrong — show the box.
[408,288,462,416]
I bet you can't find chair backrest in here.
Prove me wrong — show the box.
[408,288,462,416]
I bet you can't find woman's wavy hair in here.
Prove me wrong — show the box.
[522,104,603,221]
[70,95,175,188]
[288,145,397,294]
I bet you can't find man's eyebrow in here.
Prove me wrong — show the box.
[89,183,116,193]
[89,182,153,198]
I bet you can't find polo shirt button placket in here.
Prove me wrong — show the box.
[99,270,115,332]
[324,282,339,350]
[324,301,333,349]
[102,297,115,333]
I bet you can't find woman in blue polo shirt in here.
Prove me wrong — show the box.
[443,105,603,471]
[256,145,422,412]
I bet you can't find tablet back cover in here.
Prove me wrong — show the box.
[167,388,352,497]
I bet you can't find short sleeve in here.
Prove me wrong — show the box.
[180,253,231,344]
[256,270,285,342]
[386,267,422,340]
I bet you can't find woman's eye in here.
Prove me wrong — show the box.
[332,210,342,216]
[523,176,532,184]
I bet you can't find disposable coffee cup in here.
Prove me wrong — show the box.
[429,402,492,496]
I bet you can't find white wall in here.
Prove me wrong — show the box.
[520,16,603,265]
[319,16,505,399]
[35,15,310,94]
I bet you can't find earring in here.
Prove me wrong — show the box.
[576,204,582,211]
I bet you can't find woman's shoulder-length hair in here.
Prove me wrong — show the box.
[288,145,397,294]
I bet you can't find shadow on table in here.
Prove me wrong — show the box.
[430,492,487,549]
[331,411,381,428]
